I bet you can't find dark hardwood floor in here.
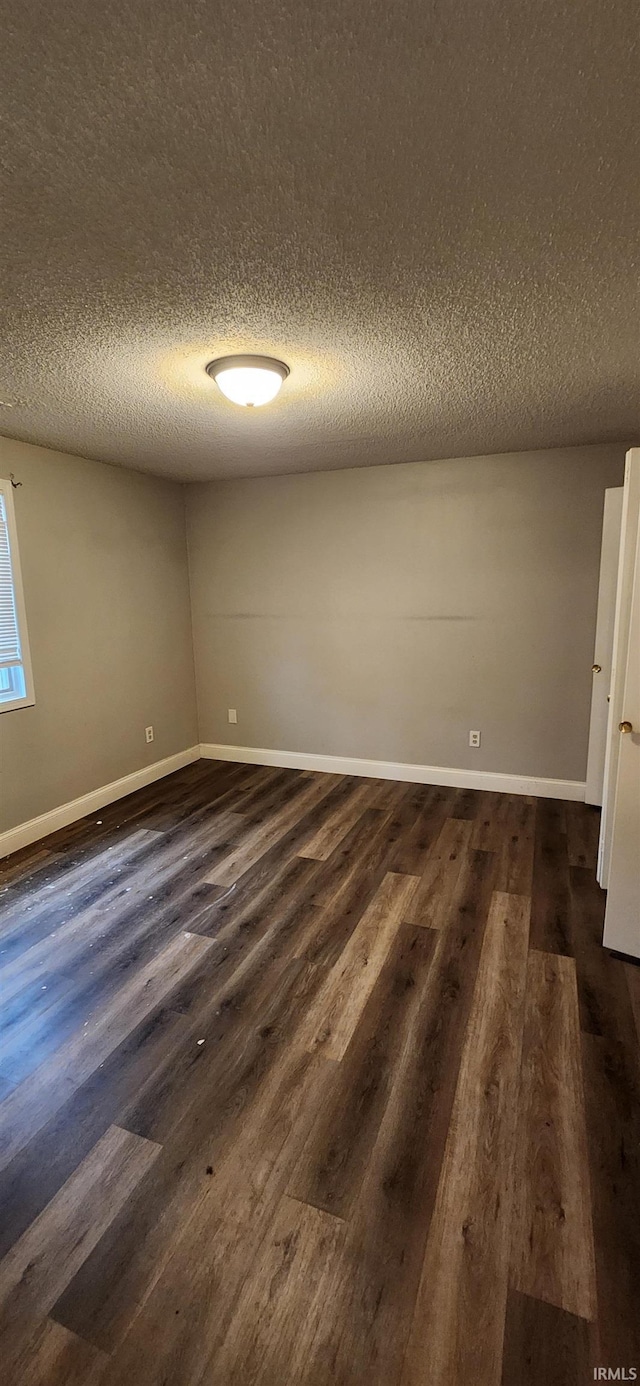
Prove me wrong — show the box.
[0,760,638,1385]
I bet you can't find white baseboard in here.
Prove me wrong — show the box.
[0,747,200,859]
[1,738,586,861]
[199,742,586,802]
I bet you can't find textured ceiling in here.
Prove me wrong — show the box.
[1,0,639,481]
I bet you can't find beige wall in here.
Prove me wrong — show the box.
[186,445,625,783]
[0,439,197,832]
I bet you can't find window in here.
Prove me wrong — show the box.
[0,480,34,711]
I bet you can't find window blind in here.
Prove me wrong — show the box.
[0,490,23,668]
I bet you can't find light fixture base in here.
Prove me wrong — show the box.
[206,354,290,381]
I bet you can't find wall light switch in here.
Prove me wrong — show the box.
[228,708,238,725]
[145,725,154,743]
[469,730,481,748]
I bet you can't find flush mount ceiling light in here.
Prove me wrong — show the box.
[205,354,290,407]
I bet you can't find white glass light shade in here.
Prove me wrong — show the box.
[206,355,289,407]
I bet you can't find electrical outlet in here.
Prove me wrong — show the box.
[228,708,238,725]
[145,725,154,743]
[469,730,481,748]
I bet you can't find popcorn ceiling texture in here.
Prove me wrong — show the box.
[1,0,638,481]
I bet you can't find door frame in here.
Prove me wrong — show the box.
[585,486,623,806]
[598,449,640,888]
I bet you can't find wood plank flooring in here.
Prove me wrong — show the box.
[0,760,638,1385]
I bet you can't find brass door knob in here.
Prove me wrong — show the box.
[619,720,634,734]
[592,663,602,673]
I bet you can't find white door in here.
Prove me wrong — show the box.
[598,450,640,887]
[585,487,623,805]
[603,466,640,957]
